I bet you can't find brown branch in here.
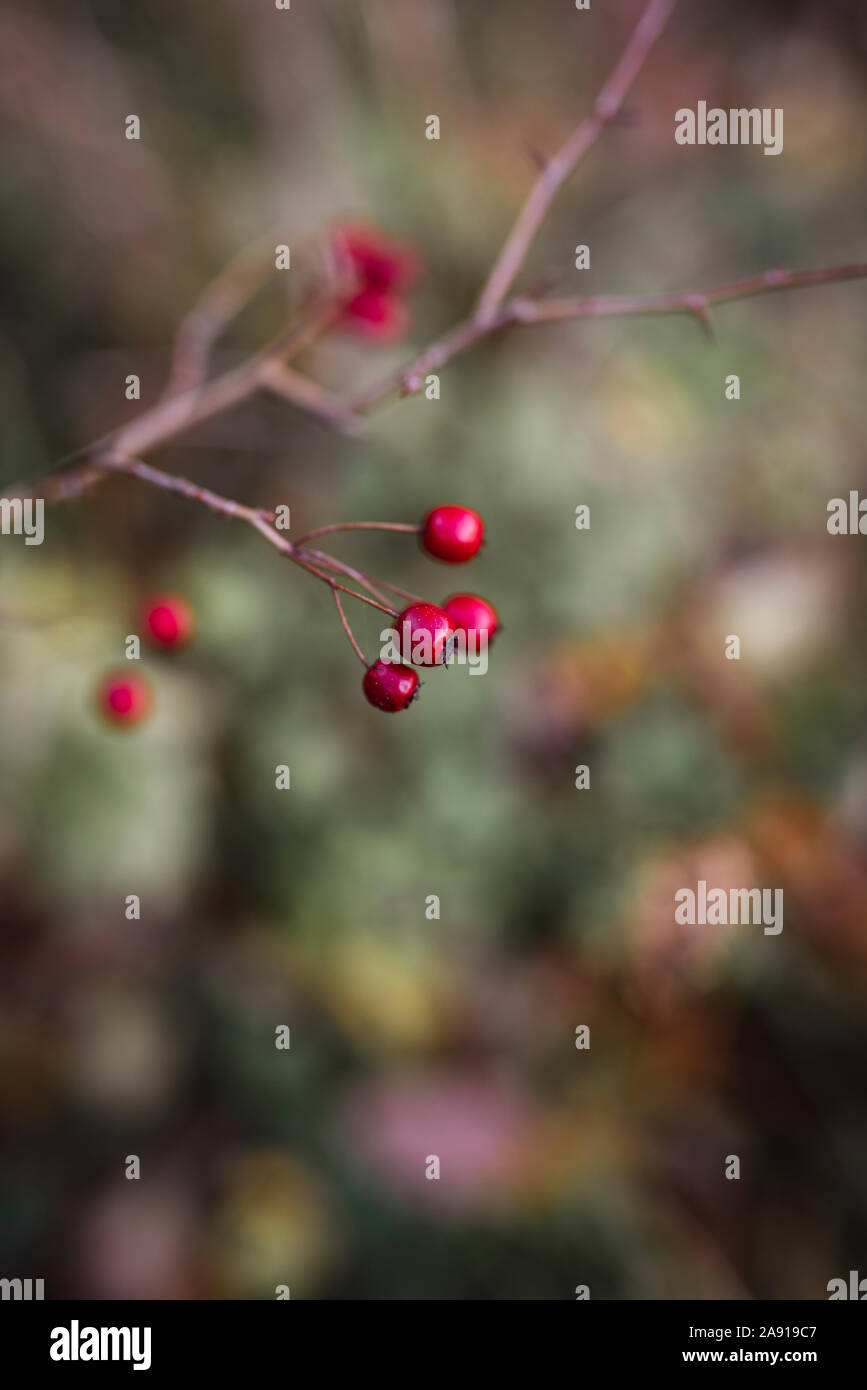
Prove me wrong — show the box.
[347,261,867,411]
[28,295,340,504]
[161,236,277,399]
[474,0,678,321]
[348,312,513,412]
[94,453,398,619]
[96,452,269,523]
[23,258,867,510]
[258,360,363,433]
[507,262,867,326]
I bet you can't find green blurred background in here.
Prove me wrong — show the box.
[1,0,867,1299]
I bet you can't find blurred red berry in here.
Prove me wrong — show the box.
[395,601,455,666]
[443,593,500,644]
[421,506,484,564]
[362,659,419,713]
[333,223,420,342]
[97,671,153,727]
[335,223,420,294]
[343,288,408,342]
[143,593,194,649]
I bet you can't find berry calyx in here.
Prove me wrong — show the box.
[362,659,419,713]
[96,671,153,727]
[395,601,456,666]
[442,593,500,645]
[420,505,484,564]
[142,593,194,649]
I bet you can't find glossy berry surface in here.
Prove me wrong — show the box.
[143,593,194,649]
[442,593,500,644]
[395,602,456,666]
[362,659,419,712]
[97,671,153,727]
[420,506,484,564]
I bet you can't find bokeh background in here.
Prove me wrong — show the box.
[2,0,867,1300]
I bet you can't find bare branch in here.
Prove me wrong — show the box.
[27,294,340,505]
[161,237,277,399]
[508,263,867,326]
[94,453,398,618]
[349,311,513,412]
[474,0,678,321]
[258,360,363,433]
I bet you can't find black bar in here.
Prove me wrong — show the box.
[2,1299,863,1375]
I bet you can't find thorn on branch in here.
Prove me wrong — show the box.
[686,297,716,340]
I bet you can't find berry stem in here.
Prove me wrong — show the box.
[246,517,399,617]
[297,548,395,606]
[300,547,427,606]
[293,521,420,545]
[332,588,368,666]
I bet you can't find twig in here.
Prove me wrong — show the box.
[474,0,678,321]
[332,588,368,667]
[96,452,268,523]
[95,453,398,619]
[25,295,341,504]
[299,548,424,606]
[161,236,277,399]
[258,360,363,433]
[300,547,396,607]
[506,263,867,326]
[349,311,514,412]
[293,521,419,545]
[348,261,867,410]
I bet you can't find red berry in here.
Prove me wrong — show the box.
[343,288,408,341]
[362,659,419,713]
[334,223,421,294]
[142,593,194,649]
[333,223,420,343]
[395,602,456,666]
[443,593,500,644]
[420,506,484,564]
[97,671,153,727]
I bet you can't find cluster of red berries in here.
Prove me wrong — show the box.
[362,505,499,714]
[95,510,497,724]
[96,593,193,728]
[333,223,421,342]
